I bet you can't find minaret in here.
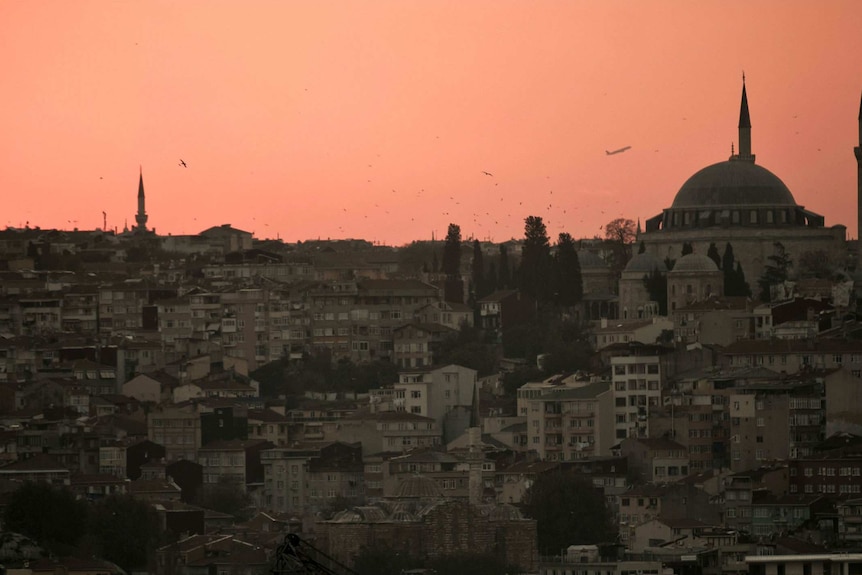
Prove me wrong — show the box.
[855,91,862,271]
[735,75,755,163]
[135,167,148,232]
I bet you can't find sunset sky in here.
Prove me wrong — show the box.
[2,1,862,246]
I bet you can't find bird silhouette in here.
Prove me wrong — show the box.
[482,171,493,176]
[179,159,187,167]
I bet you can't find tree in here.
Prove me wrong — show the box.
[442,224,464,302]
[553,233,583,307]
[734,262,752,297]
[84,494,162,573]
[498,244,511,289]
[604,218,637,245]
[522,471,617,554]
[798,249,832,279]
[471,239,486,301]
[681,242,693,256]
[758,242,793,302]
[539,320,592,375]
[436,325,498,376]
[501,365,545,396]
[502,320,546,365]
[642,268,668,315]
[2,482,86,555]
[486,261,497,293]
[722,243,751,297]
[638,241,646,254]
[519,216,553,304]
[707,242,721,268]
[604,218,636,273]
[442,223,462,277]
[250,358,287,398]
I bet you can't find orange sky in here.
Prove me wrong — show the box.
[2,1,862,245]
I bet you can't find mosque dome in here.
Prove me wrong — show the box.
[671,253,720,274]
[394,474,444,499]
[671,160,796,208]
[624,252,667,274]
[390,509,416,522]
[331,506,388,523]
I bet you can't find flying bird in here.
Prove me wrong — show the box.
[179,159,187,167]
[605,146,631,156]
[482,171,493,176]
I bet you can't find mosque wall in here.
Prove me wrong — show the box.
[316,500,538,571]
[640,225,846,292]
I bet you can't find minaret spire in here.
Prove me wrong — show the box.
[469,383,480,428]
[135,167,149,232]
[855,91,862,271]
[736,74,754,162]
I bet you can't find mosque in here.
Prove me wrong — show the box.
[635,81,849,297]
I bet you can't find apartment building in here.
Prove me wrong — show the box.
[392,364,477,443]
[350,279,441,363]
[611,350,666,441]
[147,403,202,462]
[524,380,615,460]
[619,437,690,482]
[261,442,361,514]
[672,296,754,346]
[728,380,824,472]
[722,339,862,375]
[392,322,454,368]
[197,438,273,490]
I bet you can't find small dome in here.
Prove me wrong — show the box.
[672,160,796,208]
[394,474,444,499]
[577,250,608,270]
[331,509,362,523]
[389,510,416,522]
[624,252,667,274]
[671,253,720,273]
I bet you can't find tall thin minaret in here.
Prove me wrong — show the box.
[135,167,148,232]
[735,75,755,163]
[855,91,862,271]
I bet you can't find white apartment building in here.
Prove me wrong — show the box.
[611,354,664,441]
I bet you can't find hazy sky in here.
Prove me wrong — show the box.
[3,1,862,245]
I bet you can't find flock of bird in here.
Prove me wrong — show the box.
[88,149,628,241]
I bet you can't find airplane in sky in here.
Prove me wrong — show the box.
[606,146,632,155]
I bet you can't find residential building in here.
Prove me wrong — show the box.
[523,380,615,460]
[197,438,273,490]
[391,364,477,443]
[618,437,690,482]
[610,346,667,441]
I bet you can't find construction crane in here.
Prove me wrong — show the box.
[271,533,360,575]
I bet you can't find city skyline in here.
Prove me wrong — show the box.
[3,1,862,245]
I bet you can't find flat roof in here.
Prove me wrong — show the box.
[746,555,862,563]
